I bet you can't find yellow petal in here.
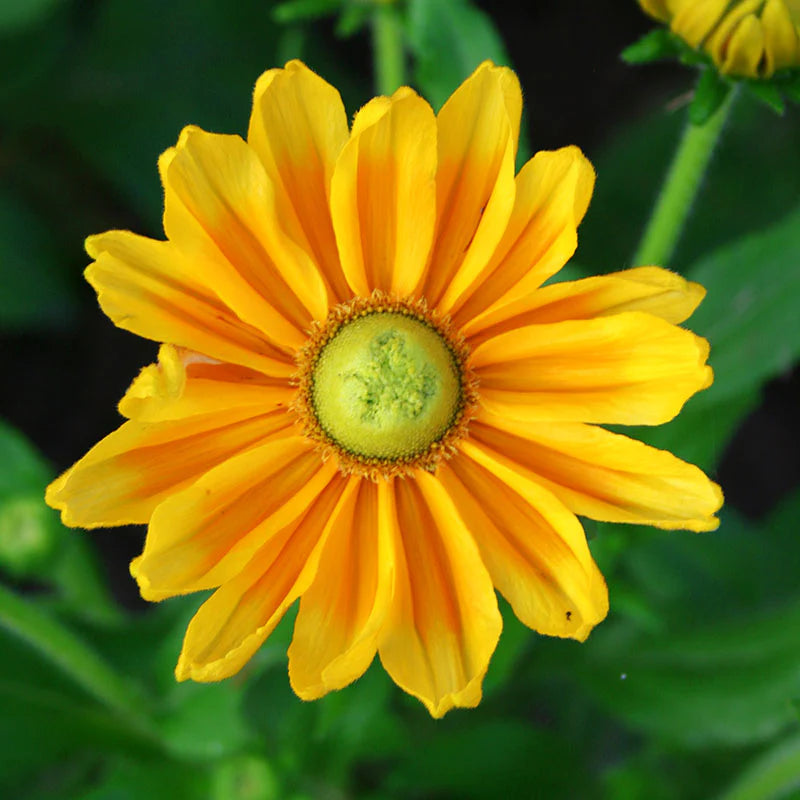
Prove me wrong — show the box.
[330,88,437,297]
[162,126,329,345]
[452,147,595,329]
[132,437,335,600]
[463,266,706,344]
[472,411,723,532]
[85,231,293,378]
[638,0,672,22]
[425,62,520,312]
[761,0,800,73]
[118,344,293,421]
[288,480,394,699]
[45,409,293,529]
[440,443,608,641]
[671,0,731,47]
[472,311,712,425]
[175,475,354,682]
[247,60,351,303]
[705,0,764,74]
[378,476,502,718]
[722,14,766,75]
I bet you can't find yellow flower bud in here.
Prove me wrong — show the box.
[639,0,800,77]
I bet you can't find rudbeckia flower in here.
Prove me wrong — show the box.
[46,61,723,717]
[640,0,800,77]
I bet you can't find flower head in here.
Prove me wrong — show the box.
[639,0,800,77]
[46,61,722,717]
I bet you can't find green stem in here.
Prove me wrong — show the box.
[372,2,405,95]
[633,89,737,267]
[0,582,161,745]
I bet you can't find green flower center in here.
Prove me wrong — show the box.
[310,312,462,461]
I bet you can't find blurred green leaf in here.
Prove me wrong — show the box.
[157,681,253,760]
[0,419,60,576]
[688,204,800,405]
[389,719,586,799]
[81,757,212,800]
[0,188,78,332]
[621,29,681,65]
[0,582,152,725]
[211,755,282,800]
[273,0,343,24]
[719,733,800,800]
[578,597,800,747]
[1,0,285,230]
[0,418,51,496]
[0,419,117,618]
[0,626,162,794]
[747,80,786,115]
[612,203,800,471]
[335,2,372,37]
[689,69,731,125]
[407,0,510,111]
[483,598,532,693]
[0,0,61,32]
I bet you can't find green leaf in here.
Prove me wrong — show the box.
[157,681,253,760]
[0,582,153,728]
[719,733,800,800]
[621,29,679,65]
[0,419,118,617]
[578,598,800,747]
[81,758,213,800]
[211,755,282,800]
[747,80,786,115]
[335,2,372,38]
[0,625,163,794]
[687,204,800,405]
[690,69,731,125]
[781,72,800,103]
[1,0,286,230]
[407,0,511,111]
[0,0,62,32]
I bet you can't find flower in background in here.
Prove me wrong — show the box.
[46,61,722,717]
[639,0,800,78]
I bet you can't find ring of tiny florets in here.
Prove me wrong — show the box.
[291,291,477,481]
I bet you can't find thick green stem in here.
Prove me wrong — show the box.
[372,2,405,95]
[633,89,737,267]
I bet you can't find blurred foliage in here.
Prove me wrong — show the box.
[1,1,799,799]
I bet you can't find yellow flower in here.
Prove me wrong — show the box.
[640,0,800,77]
[46,61,722,717]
